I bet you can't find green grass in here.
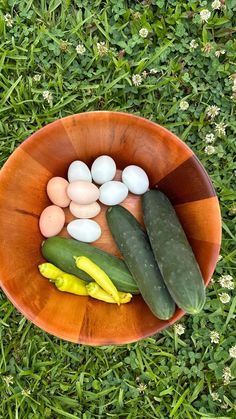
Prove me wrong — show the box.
[0,0,236,417]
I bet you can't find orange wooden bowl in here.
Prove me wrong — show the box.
[0,112,221,345]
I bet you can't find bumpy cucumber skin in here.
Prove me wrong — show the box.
[41,237,139,294]
[106,206,176,320]
[142,190,206,314]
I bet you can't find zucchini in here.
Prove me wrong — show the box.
[142,190,206,314]
[41,237,139,294]
[106,205,175,320]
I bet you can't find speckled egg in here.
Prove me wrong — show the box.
[39,205,65,237]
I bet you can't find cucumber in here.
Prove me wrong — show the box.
[41,237,139,294]
[142,190,206,314]
[106,206,176,320]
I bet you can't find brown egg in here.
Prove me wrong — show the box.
[69,201,101,219]
[47,177,70,208]
[67,181,100,205]
[39,205,65,237]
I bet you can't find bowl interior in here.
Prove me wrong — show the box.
[0,112,221,345]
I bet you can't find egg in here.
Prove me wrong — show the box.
[122,165,149,195]
[39,205,65,237]
[91,155,116,185]
[67,160,92,183]
[67,219,101,243]
[99,181,128,206]
[69,201,101,219]
[46,177,70,208]
[67,181,100,205]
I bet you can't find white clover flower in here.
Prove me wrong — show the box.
[132,74,142,86]
[42,91,53,106]
[215,122,227,136]
[4,13,13,27]
[229,345,236,358]
[218,254,223,261]
[179,100,189,111]
[3,375,14,387]
[223,366,232,385]
[232,81,236,93]
[33,74,41,82]
[200,9,211,23]
[211,391,221,401]
[215,50,226,57]
[43,91,49,99]
[97,42,109,56]
[139,28,149,38]
[204,145,215,155]
[219,292,231,304]
[133,11,141,20]
[202,43,212,53]
[142,70,148,78]
[229,203,236,215]
[218,274,234,289]
[21,389,31,396]
[206,105,220,119]
[175,323,185,335]
[212,0,222,10]
[190,39,199,49]
[138,383,147,393]
[150,68,158,74]
[205,133,215,143]
[76,44,86,55]
[59,41,69,52]
[210,331,220,344]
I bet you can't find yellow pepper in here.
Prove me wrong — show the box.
[38,263,88,296]
[75,256,120,304]
[86,282,132,304]
[38,263,65,280]
[54,276,88,296]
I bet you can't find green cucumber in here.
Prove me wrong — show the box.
[142,190,206,314]
[106,205,175,320]
[41,237,139,294]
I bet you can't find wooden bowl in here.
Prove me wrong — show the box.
[0,112,221,345]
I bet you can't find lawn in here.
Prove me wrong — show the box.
[0,0,236,418]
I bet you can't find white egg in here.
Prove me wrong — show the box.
[99,181,128,206]
[68,160,92,183]
[67,219,101,243]
[122,165,149,195]
[91,155,116,185]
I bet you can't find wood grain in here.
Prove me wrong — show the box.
[0,111,221,345]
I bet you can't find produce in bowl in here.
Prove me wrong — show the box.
[39,154,206,322]
[0,111,221,345]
